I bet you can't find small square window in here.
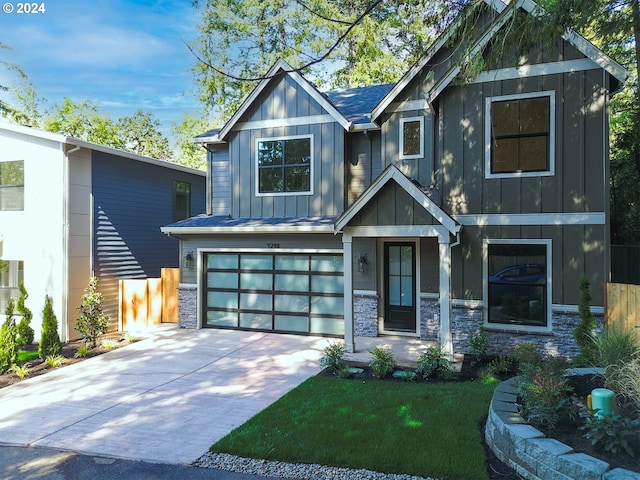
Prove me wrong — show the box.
[256,135,313,195]
[400,117,424,159]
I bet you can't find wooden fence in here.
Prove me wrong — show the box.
[604,283,640,335]
[119,268,179,331]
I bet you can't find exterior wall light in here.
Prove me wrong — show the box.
[358,253,367,273]
[184,251,194,269]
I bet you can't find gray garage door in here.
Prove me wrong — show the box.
[204,252,344,335]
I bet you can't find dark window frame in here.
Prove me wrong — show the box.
[256,135,313,196]
[172,180,191,222]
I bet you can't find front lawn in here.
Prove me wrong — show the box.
[211,376,496,480]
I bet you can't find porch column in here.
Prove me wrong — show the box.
[438,237,453,357]
[342,232,355,353]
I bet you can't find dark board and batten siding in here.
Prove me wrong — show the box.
[92,151,206,323]
[227,74,345,219]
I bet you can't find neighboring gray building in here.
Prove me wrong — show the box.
[162,0,626,358]
[0,122,206,340]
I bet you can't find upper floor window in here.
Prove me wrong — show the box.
[0,160,24,211]
[485,92,555,178]
[173,181,191,222]
[485,240,551,331]
[399,117,424,159]
[256,135,313,196]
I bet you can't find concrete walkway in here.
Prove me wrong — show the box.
[0,327,328,465]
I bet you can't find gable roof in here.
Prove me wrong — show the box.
[0,121,205,176]
[325,83,394,126]
[198,59,353,144]
[334,164,460,235]
[370,0,626,122]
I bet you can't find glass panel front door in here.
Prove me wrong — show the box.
[384,243,416,333]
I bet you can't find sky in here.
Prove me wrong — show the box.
[0,0,203,143]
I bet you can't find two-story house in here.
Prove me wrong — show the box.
[162,0,626,358]
[0,122,206,341]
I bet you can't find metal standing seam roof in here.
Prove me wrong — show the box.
[162,214,339,232]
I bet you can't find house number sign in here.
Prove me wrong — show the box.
[267,243,280,249]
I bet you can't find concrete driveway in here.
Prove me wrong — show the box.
[0,326,327,465]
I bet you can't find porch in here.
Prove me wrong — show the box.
[345,335,465,370]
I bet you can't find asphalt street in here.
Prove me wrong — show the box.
[0,445,284,480]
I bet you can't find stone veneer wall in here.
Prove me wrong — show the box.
[181,288,601,359]
[485,374,640,480]
[382,296,603,359]
[178,284,198,329]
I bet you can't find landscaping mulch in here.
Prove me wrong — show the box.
[0,332,137,389]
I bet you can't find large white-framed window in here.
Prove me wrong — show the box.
[399,116,424,159]
[256,134,313,196]
[0,160,24,211]
[485,91,555,179]
[484,239,552,332]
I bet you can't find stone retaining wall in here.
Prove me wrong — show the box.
[485,374,640,480]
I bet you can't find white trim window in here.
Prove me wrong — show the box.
[256,134,313,196]
[0,260,23,313]
[0,160,25,211]
[399,116,424,159]
[484,239,552,332]
[485,91,555,179]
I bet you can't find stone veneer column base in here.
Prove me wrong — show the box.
[178,284,198,329]
[354,293,378,337]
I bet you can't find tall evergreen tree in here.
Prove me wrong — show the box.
[39,295,61,359]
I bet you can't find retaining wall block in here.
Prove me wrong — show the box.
[536,463,576,480]
[505,424,545,452]
[525,438,574,471]
[603,468,640,480]
[557,452,610,480]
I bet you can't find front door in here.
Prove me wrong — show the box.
[384,242,416,333]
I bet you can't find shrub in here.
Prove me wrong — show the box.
[518,358,573,429]
[0,299,19,374]
[122,332,137,343]
[416,344,452,379]
[45,354,65,368]
[16,282,34,346]
[74,343,91,358]
[468,326,489,361]
[369,346,396,379]
[511,341,542,373]
[486,355,514,376]
[319,341,346,375]
[100,338,118,350]
[579,409,640,457]
[592,326,640,390]
[608,357,640,413]
[75,277,109,347]
[573,276,598,366]
[39,295,62,359]
[10,363,30,378]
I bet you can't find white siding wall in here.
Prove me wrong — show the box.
[0,127,68,340]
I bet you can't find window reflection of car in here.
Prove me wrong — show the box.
[488,264,545,306]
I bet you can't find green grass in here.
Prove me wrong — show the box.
[211,377,496,480]
[18,350,39,363]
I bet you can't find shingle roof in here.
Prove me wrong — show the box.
[325,83,394,125]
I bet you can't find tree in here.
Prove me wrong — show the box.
[116,110,174,161]
[43,99,175,161]
[0,298,19,374]
[172,112,209,170]
[0,42,40,125]
[43,98,121,146]
[16,282,34,346]
[75,277,109,348]
[39,295,61,358]
[190,0,466,122]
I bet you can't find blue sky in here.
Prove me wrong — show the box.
[0,0,202,142]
